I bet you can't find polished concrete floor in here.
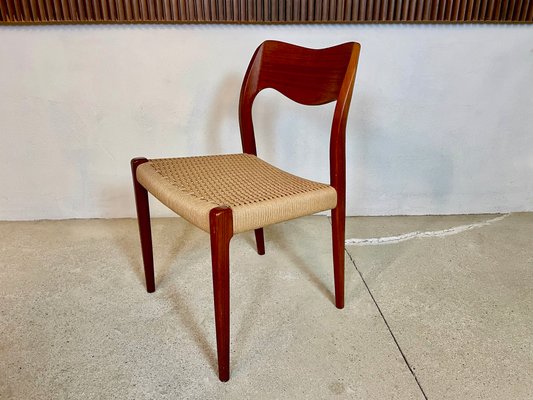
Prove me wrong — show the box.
[0,214,531,399]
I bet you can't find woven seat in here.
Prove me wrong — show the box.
[137,153,336,234]
[130,40,361,381]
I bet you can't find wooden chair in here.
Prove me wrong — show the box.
[130,40,361,381]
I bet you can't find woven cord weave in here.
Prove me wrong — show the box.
[137,153,337,233]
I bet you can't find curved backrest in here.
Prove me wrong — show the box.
[238,40,361,193]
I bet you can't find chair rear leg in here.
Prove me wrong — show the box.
[331,205,345,309]
[254,228,265,255]
[131,158,156,293]
[209,207,233,382]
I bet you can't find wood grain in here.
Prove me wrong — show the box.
[2,0,531,22]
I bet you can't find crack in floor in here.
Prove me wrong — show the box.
[345,213,510,246]
[346,248,429,400]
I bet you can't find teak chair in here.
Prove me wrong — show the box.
[131,40,361,381]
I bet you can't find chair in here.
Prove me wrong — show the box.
[130,40,361,381]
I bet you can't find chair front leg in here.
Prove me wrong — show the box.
[331,204,345,309]
[209,207,234,382]
[131,158,156,293]
[254,228,265,255]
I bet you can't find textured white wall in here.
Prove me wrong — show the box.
[0,24,532,220]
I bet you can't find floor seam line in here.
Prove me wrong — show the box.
[345,248,429,400]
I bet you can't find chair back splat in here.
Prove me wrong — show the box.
[239,41,361,186]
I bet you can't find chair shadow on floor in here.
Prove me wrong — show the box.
[241,223,333,305]
[232,222,335,370]
[113,218,196,289]
[114,218,218,371]
[166,286,218,372]
[116,216,335,375]
[268,222,335,305]
[152,220,197,287]
[111,221,146,286]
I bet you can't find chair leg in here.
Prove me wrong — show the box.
[254,228,265,255]
[331,205,345,309]
[209,207,233,382]
[131,158,156,293]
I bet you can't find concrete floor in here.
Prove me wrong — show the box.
[0,214,531,399]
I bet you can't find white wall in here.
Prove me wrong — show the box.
[1,24,532,220]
